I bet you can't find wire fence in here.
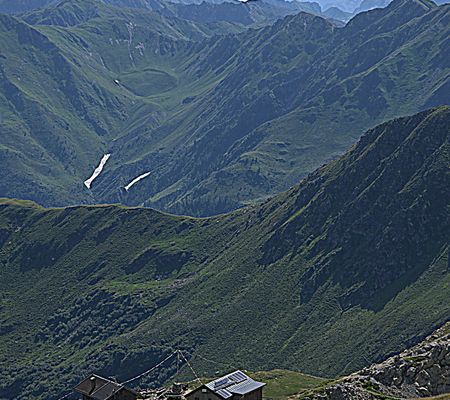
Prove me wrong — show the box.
[57,348,235,399]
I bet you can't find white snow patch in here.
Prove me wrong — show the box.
[125,172,151,191]
[84,154,111,189]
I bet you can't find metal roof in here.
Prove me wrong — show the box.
[204,371,265,399]
[228,380,265,395]
[216,389,233,399]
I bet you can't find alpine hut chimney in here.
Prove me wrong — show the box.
[89,376,96,394]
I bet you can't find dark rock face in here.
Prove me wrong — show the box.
[307,322,450,399]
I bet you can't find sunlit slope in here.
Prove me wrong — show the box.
[0,107,448,399]
[1,0,448,216]
[0,0,230,205]
[94,0,450,216]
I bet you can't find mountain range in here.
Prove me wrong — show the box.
[0,0,449,398]
[317,0,449,13]
[0,0,448,216]
[0,0,321,16]
[1,106,448,399]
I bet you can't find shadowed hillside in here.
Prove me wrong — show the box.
[0,107,448,399]
[0,0,448,216]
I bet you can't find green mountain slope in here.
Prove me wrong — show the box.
[0,9,123,205]
[0,0,337,214]
[93,0,450,216]
[0,0,163,14]
[0,107,448,399]
[0,0,55,14]
[1,0,326,27]
[0,0,449,217]
[161,0,325,27]
[0,0,243,206]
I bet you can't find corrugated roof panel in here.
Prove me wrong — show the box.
[228,371,246,383]
[228,381,265,395]
[216,389,233,398]
[215,378,228,387]
[214,378,234,390]
[204,371,265,398]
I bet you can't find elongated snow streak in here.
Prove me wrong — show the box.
[84,154,111,189]
[125,171,151,191]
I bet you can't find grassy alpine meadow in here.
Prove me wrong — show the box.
[0,106,449,399]
[249,370,330,399]
[0,0,449,399]
[0,0,448,216]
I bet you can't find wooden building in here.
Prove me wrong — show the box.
[185,371,265,400]
[74,374,139,400]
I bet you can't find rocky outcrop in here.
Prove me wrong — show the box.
[305,322,450,399]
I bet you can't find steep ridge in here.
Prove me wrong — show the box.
[260,106,449,310]
[1,0,449,216]
[0,0,240,207]
[3,0,327,26]
[0,0,55,14]
[0,107,448,399]
[21,0,123,26]
[0,11,121,205]
[21,0,256,27]
[93,0,450,216]
[0,0,162,14]
[1,0,333,213]
[162,0,325,26]
[356,0,449,13]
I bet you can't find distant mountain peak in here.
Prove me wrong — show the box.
[345,0,437,35]
[387,0,437,10]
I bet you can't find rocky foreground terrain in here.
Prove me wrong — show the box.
[304,322,450,399]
